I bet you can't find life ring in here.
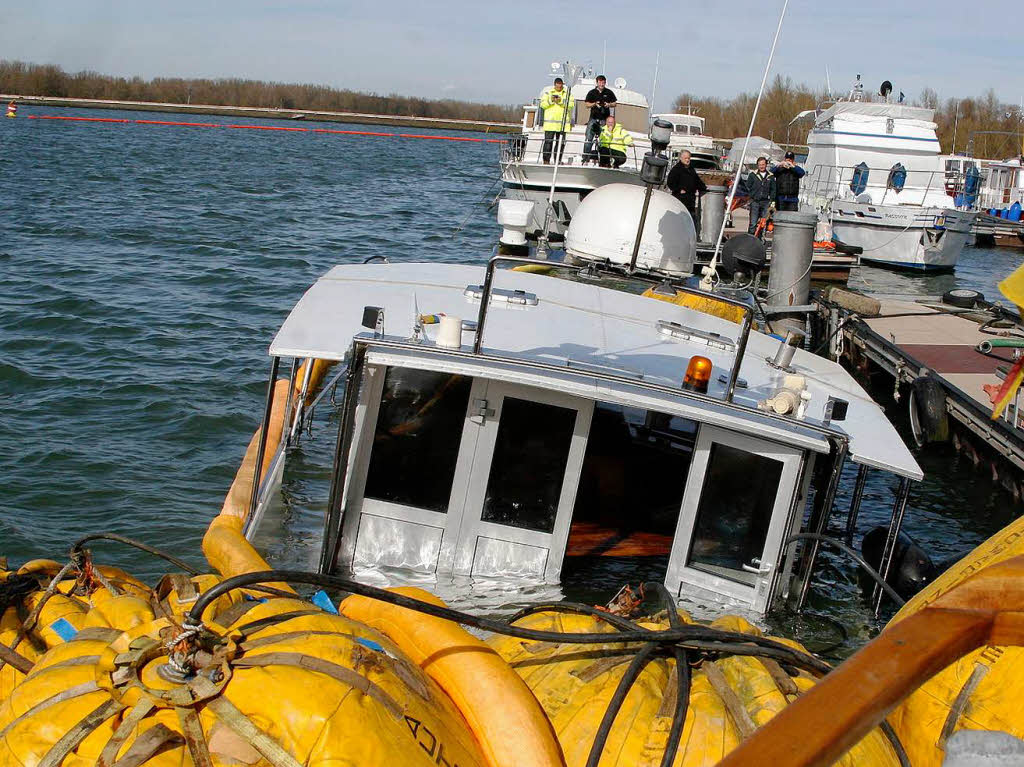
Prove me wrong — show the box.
[908,375,949,447]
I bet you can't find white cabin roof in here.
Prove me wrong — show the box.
[815,101,936,127]
[270,263,922,480]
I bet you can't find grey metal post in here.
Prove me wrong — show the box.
[796,440,848,611]
[700,185,726,247]
[874,477,912,617]
[767,210,817,336]
[845,463,869,545]
[248,356,281,523]
[628,185,656,273]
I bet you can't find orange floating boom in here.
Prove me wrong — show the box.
[25,113,506,142]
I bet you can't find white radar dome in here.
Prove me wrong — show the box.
[565,183,696,275]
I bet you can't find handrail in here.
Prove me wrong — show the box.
[716,553,1024,767]
[466,255,756,402]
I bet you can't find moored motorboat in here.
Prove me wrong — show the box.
[798,77,977,272]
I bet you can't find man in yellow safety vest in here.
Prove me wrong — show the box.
[539,77,572,164]
[597,115,633,168]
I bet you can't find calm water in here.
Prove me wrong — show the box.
[2,108,1021,654]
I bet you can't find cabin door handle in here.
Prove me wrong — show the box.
[741,559,772,575]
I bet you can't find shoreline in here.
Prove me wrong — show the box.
[1,94,522,134]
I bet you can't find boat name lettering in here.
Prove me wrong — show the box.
[404,715,461,767]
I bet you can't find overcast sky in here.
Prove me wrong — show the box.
[3,0,1020,111]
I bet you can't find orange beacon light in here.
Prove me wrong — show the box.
[682,356,713,393]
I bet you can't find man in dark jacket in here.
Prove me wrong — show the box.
[745,156,775,235]
[771,151,805,211]
[582,75,617,164]
[666,151,707,232]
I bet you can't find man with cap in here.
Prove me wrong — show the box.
[539,77,572,165]
[771,151,806,212]
[582,75,617,164]
[745,157,775,235]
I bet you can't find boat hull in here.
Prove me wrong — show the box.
[501,163,646,237]
[831,201,974,271]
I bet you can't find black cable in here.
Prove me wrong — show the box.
[585,642,658,767]
[506,602,644,633]
[879,719,912,767]
[784,533,906,608]
[643,583,690,767]
[186,570,832,676]
[70,533,201,576]
[791,610,849,657]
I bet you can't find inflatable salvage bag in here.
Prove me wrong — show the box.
[486,603,902,767]
[0,593,490,767]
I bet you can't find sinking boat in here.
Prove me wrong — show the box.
[244,183,921,618]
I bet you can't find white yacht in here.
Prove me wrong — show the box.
[652,111,720,169]
[501,64,654,240]
[799,79,976,271]
[244,184,921,617]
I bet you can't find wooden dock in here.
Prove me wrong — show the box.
[820,291,1024,495]
[973,211,1024,248]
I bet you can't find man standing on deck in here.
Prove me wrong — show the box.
[745,157,775,235]
[582,75,616,165]
[772,151,805,212]
[597,116,633,168]
[540,78,572,165]
[667,150,707,230]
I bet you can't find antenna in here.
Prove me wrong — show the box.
[650,50,661,114]
[705,0,792,289]
[602,41,607,75]
[825,65,832,99]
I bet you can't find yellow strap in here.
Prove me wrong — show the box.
[109,724,183,767]
[232,651,404,719]
[39,699,124,767]
[98,698,157,767]
[176,704,214,767]
[703,661,757,738]
[0,680,100,740]
[192,675,304,767]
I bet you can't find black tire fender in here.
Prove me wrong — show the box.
[909,375,950,447]
[942,288,983,309]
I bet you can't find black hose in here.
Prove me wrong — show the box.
[643,583,690,767]
[879,719,912,767]
[784,533,906,608]
[584,642,659,767]
[506,602,644,633]
[185,570,832,675]
[70,533,201,576]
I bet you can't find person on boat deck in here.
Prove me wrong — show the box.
[540,78,572,165]
[666,150,707,227]
[582,75,617,165]
[771,151,805,212]
[598,116,633,168]
[745,157,775,235]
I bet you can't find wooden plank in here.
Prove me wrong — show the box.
[717,554,1024,767]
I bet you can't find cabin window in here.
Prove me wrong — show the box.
[686,444,783,586]
[480,397,577,532]
[363,368,472,512]
[566,404,697,566]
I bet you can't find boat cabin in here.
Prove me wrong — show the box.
[248,257,921,615]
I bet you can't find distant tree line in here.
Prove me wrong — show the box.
[0,60,520,123]
[674,75,1024,158]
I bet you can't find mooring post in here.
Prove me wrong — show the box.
[766,210,817,336]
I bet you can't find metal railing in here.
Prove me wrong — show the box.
[500,130,647,173]
[804,163,977,210]
[470,254,754,403]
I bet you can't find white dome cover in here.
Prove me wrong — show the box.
[565,184,695,275]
